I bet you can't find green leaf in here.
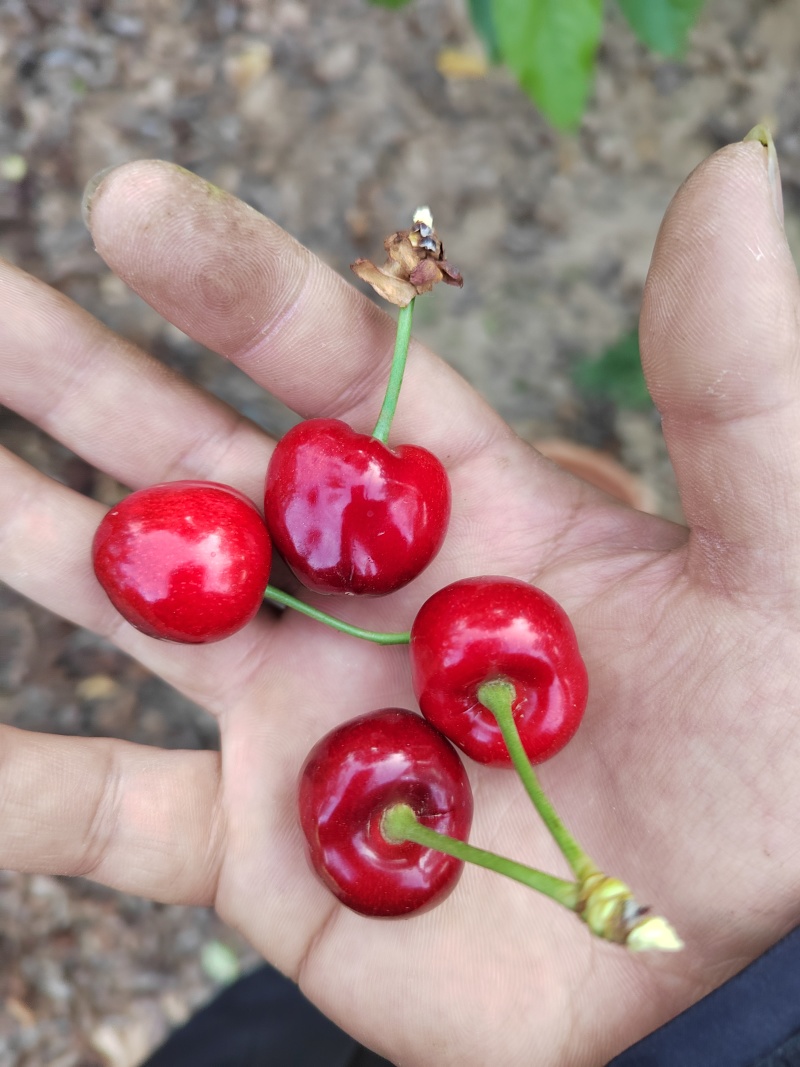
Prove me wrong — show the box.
[492,0,602,130]
[615,0,706,56]
[366,0,412,7]
[468,0,502,64]
[572,331,652,411]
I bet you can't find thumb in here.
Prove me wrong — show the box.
[641,132,800,598]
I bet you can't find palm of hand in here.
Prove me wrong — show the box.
[1,141,798,1067]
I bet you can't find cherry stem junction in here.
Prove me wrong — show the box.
[371,298,415,445]
[263,585,411,645]
[473,679,683,952]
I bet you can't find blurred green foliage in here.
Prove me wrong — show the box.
[367,0,706,129]
[572,330,653,411]
[615,0,706,56]
[493,0,602,131]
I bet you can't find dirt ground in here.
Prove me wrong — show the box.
[1,0,800,1063]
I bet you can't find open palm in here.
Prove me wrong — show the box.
[2,140,798,1067]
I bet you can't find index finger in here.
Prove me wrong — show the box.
[86,160,502,462]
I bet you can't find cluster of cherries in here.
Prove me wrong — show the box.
[91,212,681,952]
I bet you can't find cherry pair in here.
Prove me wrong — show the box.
[297,586,679,951]
[95,211,456,638]
[95,318,450,641]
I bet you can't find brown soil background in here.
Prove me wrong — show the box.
[1,1,800,1063]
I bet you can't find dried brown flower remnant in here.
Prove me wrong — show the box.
[351,207,463,307]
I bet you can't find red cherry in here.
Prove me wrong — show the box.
[264,418,450,596]
[92,481,272,643]
[409,577,588,766]
[298,708,473,916]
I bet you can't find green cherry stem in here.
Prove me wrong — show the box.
[371,298,415,445]
[383,804,681,951]
[382,803,580,910]
[263,585,411,645]
[476,679,684,952]
[477,679,592,880]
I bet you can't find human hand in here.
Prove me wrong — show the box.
[1,136,797,1066]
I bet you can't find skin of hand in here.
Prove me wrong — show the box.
[0,136,798,1067]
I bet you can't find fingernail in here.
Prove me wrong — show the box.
[81,163,121,228]
[743,124,784,226]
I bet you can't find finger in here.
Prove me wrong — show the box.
[82,162,681,580]
[0,259,269,504]
[0,444,279,714]
[0,723,222,905]
[0,256,609,601]
[640,137,800,591]
[85,160,502,462]
[0,256,577,590]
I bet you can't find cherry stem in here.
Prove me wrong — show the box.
[382,803,580,910]
[476,680,597,882]
[384,802,682,951]
[262,585,411,645]
[371,298,415,445]
[475,681,684,951]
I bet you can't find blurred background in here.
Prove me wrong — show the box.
[1,0,799,1063]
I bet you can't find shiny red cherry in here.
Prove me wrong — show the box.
[264,418,450,596]
[409,576,588,766]
[298,708,473,916]
[92,480,271,643]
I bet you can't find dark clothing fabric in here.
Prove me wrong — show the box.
[608,925,800,1066]
[143,926,800,1066]
[140,962,392,1067]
